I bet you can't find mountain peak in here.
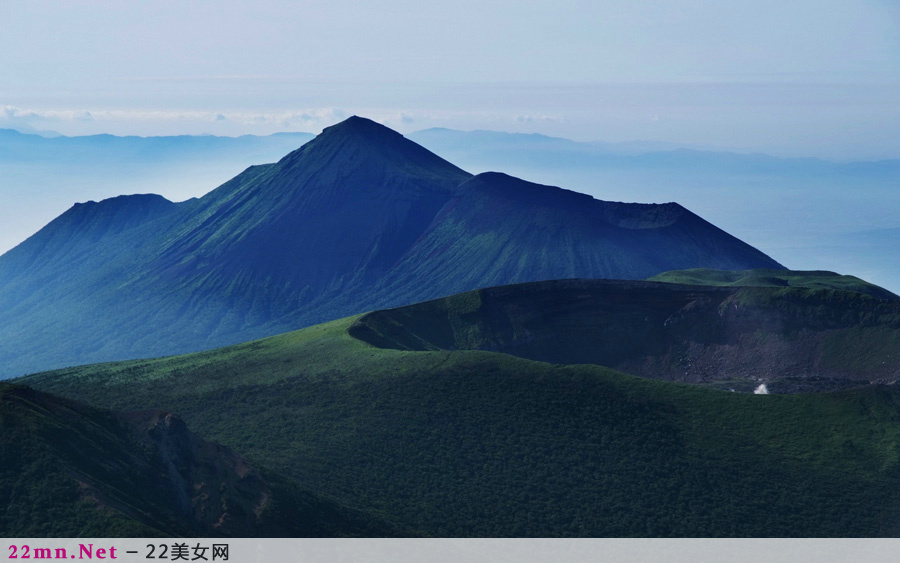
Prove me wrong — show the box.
[308,115,411,152]
[322,115,397,136]
[275,115,470,183]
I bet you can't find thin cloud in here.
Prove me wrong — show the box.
[515,114,563,124]
[115,74,305,82]
[0,105,352,134]
[1,105,570,139]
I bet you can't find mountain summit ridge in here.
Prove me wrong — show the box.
[0,116,782,377]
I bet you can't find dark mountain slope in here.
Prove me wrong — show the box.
[0,383,400,537]
[0,116,781,377]
[351,277,900,392]
[374,173,781,297]
[21,313,900,536]
[0,193,177,276]
[0,195,191,374]
[151,116,470,300]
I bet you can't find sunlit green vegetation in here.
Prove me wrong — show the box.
[649,268,898,299]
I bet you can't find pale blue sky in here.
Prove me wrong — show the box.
[1,0,898,158]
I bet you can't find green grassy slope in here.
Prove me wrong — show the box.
[649,268,899,299]
[21,314,900,536]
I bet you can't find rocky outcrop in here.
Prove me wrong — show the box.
[124,410,271,536]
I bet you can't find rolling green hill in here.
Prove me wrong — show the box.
[649,268,899,299]
[0,382,401,537]
[0,117,781,378]
[20,290,900,537]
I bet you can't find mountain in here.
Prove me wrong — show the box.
[350,276,900,393]
[408,127,900,298]
[0,128,313,165]
[0,128,314,258]
[0,383,400,537]
[20,288,900,537]
[369,172,780,292]
[0,116,782,377]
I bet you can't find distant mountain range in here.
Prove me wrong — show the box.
[0,127,314,164]
[408,127,900,177]
[0,117,781,377]
[408,127,900,295]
